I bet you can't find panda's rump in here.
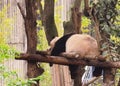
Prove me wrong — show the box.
[66,34,100,58]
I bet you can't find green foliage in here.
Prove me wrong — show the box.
[54,4,63,36]
[110,0,120,46]
[34,29,52,86]
[0,44,16,62]
[37,22,52,86]
[88,1,120,85]
[81,17,91,33]
[93,0,120,59]
[38,63,52,86]
[37,28,48,50]
[94,0,119,34]
[37,28,52,86]
[0,6,16,61]
[0,6,36,86]
[0,44,32,86]
[0,6,13,43]
[115,69,120,86]
[0,64,38,86]
[110,35,120,45]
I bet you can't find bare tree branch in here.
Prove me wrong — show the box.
[16,53,120,68]
[71,8,82,34]
[15,1,26,19]
[71,0,82,34]
[83,77,100,86]
[92,14,102,50]
[83,0,102,50]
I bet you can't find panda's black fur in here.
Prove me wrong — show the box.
[50,33,102,79]
[51,33,74,56]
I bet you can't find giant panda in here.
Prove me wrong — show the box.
[49,33,102,79]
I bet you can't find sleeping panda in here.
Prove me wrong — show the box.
[49,33,102,79]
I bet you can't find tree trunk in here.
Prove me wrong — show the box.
[100,28,116,86]
[103,68,116,86]
[43,0,58,44]
[25,0,44,86]
[63,0,82,35]
[63,0,83,86]
[43,1,61,86]
[73,66,84,86]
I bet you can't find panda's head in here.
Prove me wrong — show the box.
[49,33,74,56]
[49,36,60,53]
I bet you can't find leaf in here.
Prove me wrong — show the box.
[106,15,111,19]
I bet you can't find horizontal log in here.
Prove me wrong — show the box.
[15,53,120,68]
[60,52,106,61]
[36,50,106,61]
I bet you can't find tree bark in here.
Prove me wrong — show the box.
[24,0,44,86]
[43,0,58,44]
[63,0,82,35]
[18,0,58,86]
[63,0,83,86]
[72,0,82,34]
[103,68,116,86]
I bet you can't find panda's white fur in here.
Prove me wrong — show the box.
[50,37,60,50]
[66,34,100,58]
